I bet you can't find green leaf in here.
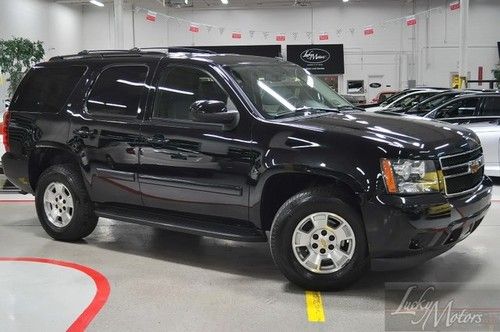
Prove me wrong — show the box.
[0,37,45,96]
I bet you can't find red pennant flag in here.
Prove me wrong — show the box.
[276,34,286,42]
[319,33,329,41]
[406,16,417,26]
[146,11,157,22]
[450,1,460,10]
[189,24,200,33]
[232,32,242,39]
[363,27,374,36]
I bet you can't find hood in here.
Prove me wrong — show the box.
[287,111,481,159]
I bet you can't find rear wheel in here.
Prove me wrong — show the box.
[35,164,98,241]
[270,187,368,290]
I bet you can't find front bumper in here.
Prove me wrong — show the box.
[362,176,493,271]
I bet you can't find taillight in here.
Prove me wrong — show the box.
[2,110,10,152]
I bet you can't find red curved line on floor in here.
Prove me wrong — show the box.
[0,257,110,332]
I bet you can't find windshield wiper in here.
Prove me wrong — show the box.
[272,107,339,119]
[337,105,365,112]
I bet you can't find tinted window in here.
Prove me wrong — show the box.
[153,66,235,120]
[393,92,437,108]
[10,66,86,113]
[434,97,480,119]
[87,66,147,116]
[482,97,500,116]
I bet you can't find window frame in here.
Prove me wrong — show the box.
[147,63,239,127]
[84,63,150,120]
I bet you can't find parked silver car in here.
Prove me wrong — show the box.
[425,93,500,177]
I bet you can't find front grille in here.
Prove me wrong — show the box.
[439,147,484,197]
[440,148,482,168]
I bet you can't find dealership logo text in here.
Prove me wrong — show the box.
[390,285,483,330]
[300,49,331,64]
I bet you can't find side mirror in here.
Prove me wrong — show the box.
[4,99,10,110]
[190,100,239,131]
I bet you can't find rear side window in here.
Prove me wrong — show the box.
[10,66,86,113]
[482,97,500,116]
[87,66,148,117]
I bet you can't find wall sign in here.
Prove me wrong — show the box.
[369,83,382,88]
[286,44,344,75]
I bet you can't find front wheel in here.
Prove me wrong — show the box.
[270,187,369,290]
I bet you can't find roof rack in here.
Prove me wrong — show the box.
[137,47,217,54]
[49,47,217,61]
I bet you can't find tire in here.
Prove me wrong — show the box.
[35,164,98,241]
[270,187,369,291]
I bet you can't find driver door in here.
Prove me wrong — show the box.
[138,62,255,221]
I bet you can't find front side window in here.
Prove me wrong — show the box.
[226,63,351,119]
[153,66,236,120]
[87,66,148,116]
[434,97,480,119]
[481,97,500,116]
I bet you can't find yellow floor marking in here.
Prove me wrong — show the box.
[305,291,325,322]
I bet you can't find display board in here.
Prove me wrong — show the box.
[286,44,345,75]
[191,45,282,58]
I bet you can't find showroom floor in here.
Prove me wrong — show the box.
[0,180,499,331]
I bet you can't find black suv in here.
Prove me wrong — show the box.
[1,49,492,290]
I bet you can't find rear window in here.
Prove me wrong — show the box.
[86,66,148,117]
[10,66,86,113]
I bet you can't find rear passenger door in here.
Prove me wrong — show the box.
[69,62,154,206]
[138,62,255,221]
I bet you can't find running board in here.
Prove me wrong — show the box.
[95,206,267,242]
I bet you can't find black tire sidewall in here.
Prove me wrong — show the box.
[270,190,368,290]
[35,165,96,240]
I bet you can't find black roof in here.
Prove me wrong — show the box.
[47,47,285,67]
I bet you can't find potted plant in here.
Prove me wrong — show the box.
[0,37,45,99]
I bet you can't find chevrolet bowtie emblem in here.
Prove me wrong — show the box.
[469,158,482,174]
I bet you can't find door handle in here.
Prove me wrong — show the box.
[73,127,97,138]
[145,134,169,145]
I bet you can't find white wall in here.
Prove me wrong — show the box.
[1,0,498,102]
[80,0,499,95]
[0,0,84,103]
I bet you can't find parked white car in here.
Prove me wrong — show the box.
[425,93,500,177]
[365,89,441,112]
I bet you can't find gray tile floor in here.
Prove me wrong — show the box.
[0,182,499,331]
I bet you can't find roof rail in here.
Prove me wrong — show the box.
[49,47,217,62]
[137,47,217,54]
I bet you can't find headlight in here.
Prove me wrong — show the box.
[380,158,443,194]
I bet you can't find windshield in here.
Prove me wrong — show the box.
[379,90,412,106]
[225,63,351,119]
[407,93,458,113]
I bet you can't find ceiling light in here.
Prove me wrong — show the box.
[221,0,229,4]
[89,0,104,7]
[342,0,349,2]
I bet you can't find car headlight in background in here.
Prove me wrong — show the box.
[380,158,443,194]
